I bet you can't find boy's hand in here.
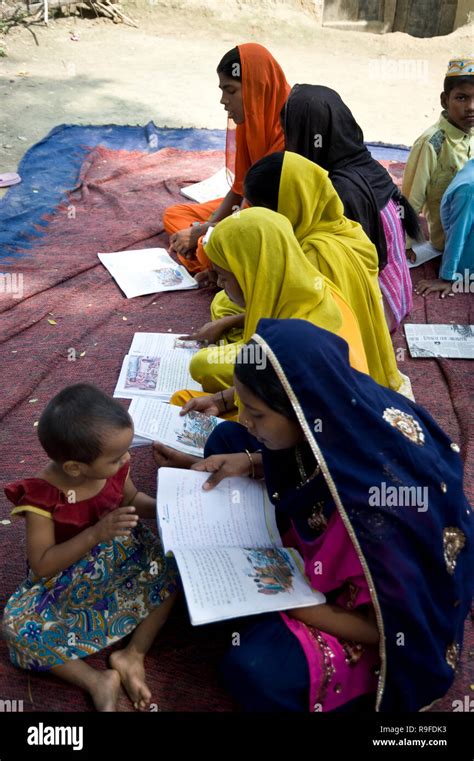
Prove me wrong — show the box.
[191,453,253,490]
[414,278,455,298]
[93,506,139,543]
[406,248,417,263]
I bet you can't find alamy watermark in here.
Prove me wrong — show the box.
[0,699,23,712]
[368,482,429,512]
[452,269,474,294]
[368,58,429,83]
[27,723,83,751]
[207,341,267,369]
[0,272,24,299]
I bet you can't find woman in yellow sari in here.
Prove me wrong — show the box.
[244,151,404,391]
[172,206,369,416]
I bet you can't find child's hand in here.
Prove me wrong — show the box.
[93,506,139,543]
[180,394,221,417]
[169,227,201,256]
[195,269,218,288]
[414,278,455,298]
[179,320,227,346]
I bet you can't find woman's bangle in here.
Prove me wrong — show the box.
[244,449,255,479]
[220,390,228,412]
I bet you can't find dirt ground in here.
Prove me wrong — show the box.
[1,0,473,191]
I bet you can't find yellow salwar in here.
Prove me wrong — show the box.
[210,289,246,345]
[186,207,369,393]
[278,152,403,391]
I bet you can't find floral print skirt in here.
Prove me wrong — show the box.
[2,523,178,670]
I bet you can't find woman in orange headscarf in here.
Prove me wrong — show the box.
[163,43,290,274]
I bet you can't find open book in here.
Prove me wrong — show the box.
[408,240,442,269]
[97,248,198,298]
[404,323,474,359]
[180,167,232,204]
[114,332,202,401]
[156,468,325,625]
[128,398,223,457]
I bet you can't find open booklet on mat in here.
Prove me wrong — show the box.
[156,468,325,625]
[98,248,198,298]
[128,398,223,457]
[180,167,232,204]
[114,333,202,401]
[408,240,442,269]
[404,324,474,359]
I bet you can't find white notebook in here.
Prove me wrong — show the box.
[180,167,232,204]
[408,241,442,269]
[98,247,198,298]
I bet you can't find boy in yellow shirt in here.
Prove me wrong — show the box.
[402,58,474,258]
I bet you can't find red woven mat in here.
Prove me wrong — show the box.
[0,149,471,712]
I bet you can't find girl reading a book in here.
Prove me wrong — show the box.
[2,384,177,712]
[243,151,404,392]
[157,207,368,429]
[282,85,421,332]
[192,318,473,712]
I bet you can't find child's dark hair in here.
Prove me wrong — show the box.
[38,383,132,464]
[217,47,242,81]
[244,152,283,210]
[443,75,474,95]
[234,340,297,421]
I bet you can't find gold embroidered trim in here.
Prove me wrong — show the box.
[304,624,335,707]
[443,527,466,575]
[382,407,425,446]
[446,642,460,670]
[340,639,365,665]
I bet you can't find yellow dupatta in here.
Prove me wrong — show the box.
[204,207,368,373]
[278,152,403,390]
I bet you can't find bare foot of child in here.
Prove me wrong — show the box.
[110,649,151,712]
[91,668,122,712]
[152,442,199,469]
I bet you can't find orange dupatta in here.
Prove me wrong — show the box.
[227,43,290,196]
[191,43,290,271]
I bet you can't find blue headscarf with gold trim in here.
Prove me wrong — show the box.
[252,318,473,712]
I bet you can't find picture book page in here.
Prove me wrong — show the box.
[98,248,198,298]
[173,546,325,625]
[128,398,223,457]
[113,333,202,399]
